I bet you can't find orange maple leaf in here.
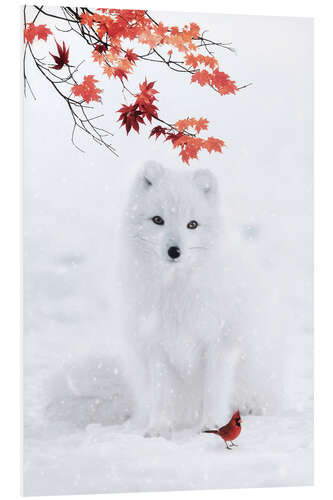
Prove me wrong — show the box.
[211,69,238,95]
[153,22,169,38]
[92,49,105,64]
[203,136,225,153]
[72,75,102,103]
[188,22,200,38]
[138,29,161,48]
[24,23,52,44]
[166,33,187,52]
[103,64,115,78]
[194,117,209,133]
[178,137,204,164]
[185,53,199,68]
[196,54,218,70]
[175,117,209,133]
[175,119,189,132]
[102,46,122,66]
[169,26,180,36]
[117,58,133,73]
[79,12,95,27]
[191,70,211,87]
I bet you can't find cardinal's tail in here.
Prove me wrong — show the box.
[203,429,219,434]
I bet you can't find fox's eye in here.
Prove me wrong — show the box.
[187,220,198,229]
[152,215,164,225]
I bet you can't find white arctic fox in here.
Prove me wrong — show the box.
[47,161,285,434]
[116,161,241,437]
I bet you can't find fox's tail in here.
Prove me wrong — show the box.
[45,353,135,427]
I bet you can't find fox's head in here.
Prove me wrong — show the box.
[125,162,221,270]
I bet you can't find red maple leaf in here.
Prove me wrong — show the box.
[24,23,52,44]
[49,40,69,70]
[135,80,159,121]
[136,80,158,104]
[149,126,167,140]
[72,75,102,103]
[113,68,128,81]
[125,49,139,64]
[137,101,158,122]
[94,43,108,54]
[164,131,185,146]
[117,103,145,134]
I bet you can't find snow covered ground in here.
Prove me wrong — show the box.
[23,8,313,496]
[24,413,312,496]
[23,287,312,496]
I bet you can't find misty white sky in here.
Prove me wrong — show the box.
[24,8,312,209]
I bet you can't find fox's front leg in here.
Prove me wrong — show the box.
[202,339,239,429]
[144,347,175,438]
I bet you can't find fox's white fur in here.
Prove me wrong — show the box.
[116,162,240,436]
[47,161,285,435]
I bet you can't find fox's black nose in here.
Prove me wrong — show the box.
[168,246,181,260]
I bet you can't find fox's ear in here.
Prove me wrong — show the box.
[193,169,217,200]
[142,161,165,188]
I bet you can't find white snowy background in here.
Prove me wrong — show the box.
[23,6,313,496]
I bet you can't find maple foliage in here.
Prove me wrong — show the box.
[72,75,102,103]
[135,80,159,122]
[24,6,249,162]
[175,117,209,134]
[118,104,145,134]
[94,43,108,54]
[149,126,168,140]
[24,23,52,44]
[153,116,225,164]
[50,41,69,70]
[118,80,158,134]
[125,49,139,64]
[116,79,224,163]
[77,9,239,100]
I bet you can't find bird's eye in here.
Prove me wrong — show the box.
[152,215,164,225]
[187,220,198,229]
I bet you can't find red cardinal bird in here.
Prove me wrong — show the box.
[204,410,242,449]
